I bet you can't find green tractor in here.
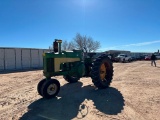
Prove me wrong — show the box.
[37,39,114,99]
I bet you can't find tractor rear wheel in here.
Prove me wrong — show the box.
[63,75,80,83]
[41,79,60,99]
[91,54,113,89]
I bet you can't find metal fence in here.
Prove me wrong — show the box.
[0,47,49,71]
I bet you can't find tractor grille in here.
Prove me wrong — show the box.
[46,58,54,72]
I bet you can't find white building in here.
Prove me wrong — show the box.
[0,47,49,71]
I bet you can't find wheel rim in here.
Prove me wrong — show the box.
[100,63,106,81]
[47,84,57,95]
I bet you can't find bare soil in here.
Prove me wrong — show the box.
[0,60,160,120]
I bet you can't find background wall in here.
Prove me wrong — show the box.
[0,48,49,71]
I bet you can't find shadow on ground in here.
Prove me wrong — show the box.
[20,82,125,120]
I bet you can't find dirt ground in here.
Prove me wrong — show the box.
[0,60,160,120]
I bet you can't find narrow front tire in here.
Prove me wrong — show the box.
[41,79,60,99]
[37,79,46,96]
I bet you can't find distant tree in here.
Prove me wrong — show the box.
[48,40,73,51]
[61,40,68,50]
[61,40,74,51]
[73,33,100,53]
[49,33,100,53]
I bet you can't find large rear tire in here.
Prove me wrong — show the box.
[91,54,113,89]
[41,79,60,99]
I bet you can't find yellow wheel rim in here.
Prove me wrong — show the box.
[100,63,106,80]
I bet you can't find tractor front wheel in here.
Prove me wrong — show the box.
[37,79,46,96]
[41,79,60,99]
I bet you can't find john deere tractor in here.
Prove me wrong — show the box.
[37,39,113,99]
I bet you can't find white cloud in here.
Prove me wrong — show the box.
[100,40,160,51]
[123,40,160,47]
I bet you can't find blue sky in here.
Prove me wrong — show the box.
[0,0,160,52]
